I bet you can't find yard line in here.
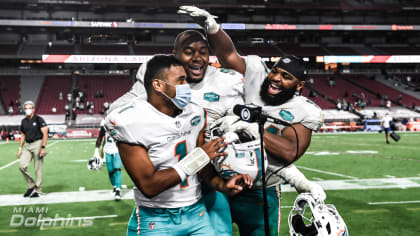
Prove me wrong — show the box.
[0,160,19,171]
[296,166,358,179]
[0,141,58,171]
[3,177,420,206]
[368,200,420,205]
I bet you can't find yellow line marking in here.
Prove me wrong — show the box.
[406,207,420,211]
[109,222,127,226]
[0,229,18,233]
[353,209,390,213]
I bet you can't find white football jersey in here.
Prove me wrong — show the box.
[189,66,244,124]
[109,62,244,125]
[100,119,119,154]
[104,99,206,208]
[244,55,323,188]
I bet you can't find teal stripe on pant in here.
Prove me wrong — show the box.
[105,153,122,189]
[126,199,216,236]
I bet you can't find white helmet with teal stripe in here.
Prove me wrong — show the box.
[210,126,267,183]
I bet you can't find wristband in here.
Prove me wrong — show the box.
[173,147,210,178]
[173,165,187,182]
[41,145,46,149]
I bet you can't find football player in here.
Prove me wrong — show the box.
[89,119,123,201]
[179,6,326,236]
[109,30,245,235]
[104,55,252,236]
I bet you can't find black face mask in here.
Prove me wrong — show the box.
[259,77,298,106]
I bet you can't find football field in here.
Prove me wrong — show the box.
[0,132,419,236]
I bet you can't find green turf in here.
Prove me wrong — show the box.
[0,132,419,235]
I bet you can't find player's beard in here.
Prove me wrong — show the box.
[186,75,203,84]
[259,77,297,106]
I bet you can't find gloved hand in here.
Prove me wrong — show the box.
[309,182,327,202]
[277,164,326,202]
[93,148,104,168]
[178,5,220,34]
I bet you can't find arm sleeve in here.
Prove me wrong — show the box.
[244,55,270,82]
[20,121,24,132]
[37,116,48,128]
[301,102,323,131]
[104,106,146,147]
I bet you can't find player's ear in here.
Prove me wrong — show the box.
[296,81,305,92]
[152,79,164,93]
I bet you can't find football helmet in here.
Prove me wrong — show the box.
[210,126,267,183]
[289,193,348,236]
[87,156,103,171]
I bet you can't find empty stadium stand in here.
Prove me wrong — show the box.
[36,76,72,114]
[343,74,420,107]
[76,75,132,114]
[0,76,20,114]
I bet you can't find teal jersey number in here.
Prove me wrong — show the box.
[219,68,236,75]
[265,125,280,135]
[175,141,189,188]
[106,135,114,144]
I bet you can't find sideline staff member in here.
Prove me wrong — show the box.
[17,101,48,198]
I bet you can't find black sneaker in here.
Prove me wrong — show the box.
[23,188,35,197]
[113,187,116,193]
[114,188,121,201]
[30,191,40,198]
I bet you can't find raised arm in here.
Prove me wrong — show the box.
[207,30,246,75]
[178,6,246,74]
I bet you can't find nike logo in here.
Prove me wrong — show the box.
[199,210,206,216]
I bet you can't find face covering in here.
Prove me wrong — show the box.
[159,80,192,110]
[24,109,32,116]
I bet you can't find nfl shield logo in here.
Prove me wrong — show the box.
[175,121,181,128]
[149,222,155,230]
